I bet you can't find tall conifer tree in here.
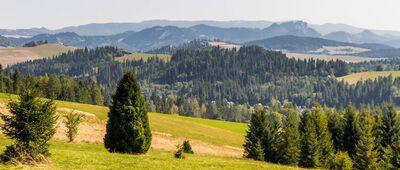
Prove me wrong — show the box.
[104,71,152,154]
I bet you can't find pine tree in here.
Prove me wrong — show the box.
[0,75,57,163]
[11,70,21,94]
[104,71,152,154]
[354,107,380,170]
[381,102,400,148]
[343,102,359,156]
[279,109,300,165]
[299,110,319,168]
[373,107,385,160]
[243,109,267,161]
[46,74,61,99]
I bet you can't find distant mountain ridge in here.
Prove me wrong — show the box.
[10,21,323,51]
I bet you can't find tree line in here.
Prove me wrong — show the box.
[244,102,400,169]
[0,65,103,105]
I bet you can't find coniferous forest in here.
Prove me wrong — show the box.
[7,45,400,123]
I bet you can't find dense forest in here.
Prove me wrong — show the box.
[9,45,400,122]
[244,102,400,169]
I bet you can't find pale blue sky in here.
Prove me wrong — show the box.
[1,0,399,30]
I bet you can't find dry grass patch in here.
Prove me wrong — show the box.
[337,71,400,84]
[208,41,242,49]
[0,44,77,67]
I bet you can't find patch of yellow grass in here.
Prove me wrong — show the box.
[337,71,400,84]
[208,41,242,49]
[115,53,171,62]
[0,44,77,67]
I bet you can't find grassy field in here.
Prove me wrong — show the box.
[0,44,77,66]
[115,53,171,62]
[0,93,308,169]
[286,52,383,63]
[337,71,400,84]
[0,136,305,170]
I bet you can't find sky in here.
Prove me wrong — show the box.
[1,0,400,30]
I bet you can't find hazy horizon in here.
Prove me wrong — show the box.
[2,0,400,31]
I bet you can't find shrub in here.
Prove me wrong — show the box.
[63,111,83,142]
[174,145,185,159]
[182,140,194,154]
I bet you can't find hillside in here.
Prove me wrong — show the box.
[115,53,171,62]
[337,71,400,84]
[0,35,18,48]
[0,93,307,169]
[0,44,77,66]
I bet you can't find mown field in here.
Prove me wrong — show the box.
[0,44,77,66]
[115,53,171,62]
[337,71,400,84]
[0,93,306,169]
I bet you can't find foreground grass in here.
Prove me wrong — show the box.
[0,136,303,170]
[337,71,400,84]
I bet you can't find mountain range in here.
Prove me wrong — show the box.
[3,20,400,56]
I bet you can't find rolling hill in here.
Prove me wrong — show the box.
[0,44,77,67]
[0,93,303,169]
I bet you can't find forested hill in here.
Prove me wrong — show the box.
[9,45,398,109]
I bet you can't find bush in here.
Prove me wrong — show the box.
[182,140,194,154]
[330,151,353,170]
[0,75,57,165]
[63,111,83,142]
[174,145,185,159]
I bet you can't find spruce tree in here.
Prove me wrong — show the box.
[343,102,359,156]
[311,103,334,167]
[373,107,384,160]
[279,109,300,165]
[0,75,57,163]
[299,110,319,168]
[104,71,152,154]
[326,108,344,151]
[381,102,400,148]
[330,151,353,170]
[263,120,281,163]
[243,109,267,161]
[354,107,380,170]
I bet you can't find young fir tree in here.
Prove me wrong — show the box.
[299,110,319,168]
[0,75,57,163]
[63,111,83,142]
[243,109,267,161]
[104,71,152,154]
[311,103,334,168]
[343,102,359,157]
[279,109,300,165]
[354,107,380,170]
[330,151,353,170]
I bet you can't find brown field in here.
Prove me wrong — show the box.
[286,52,384,63]
[0,44,77,67]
